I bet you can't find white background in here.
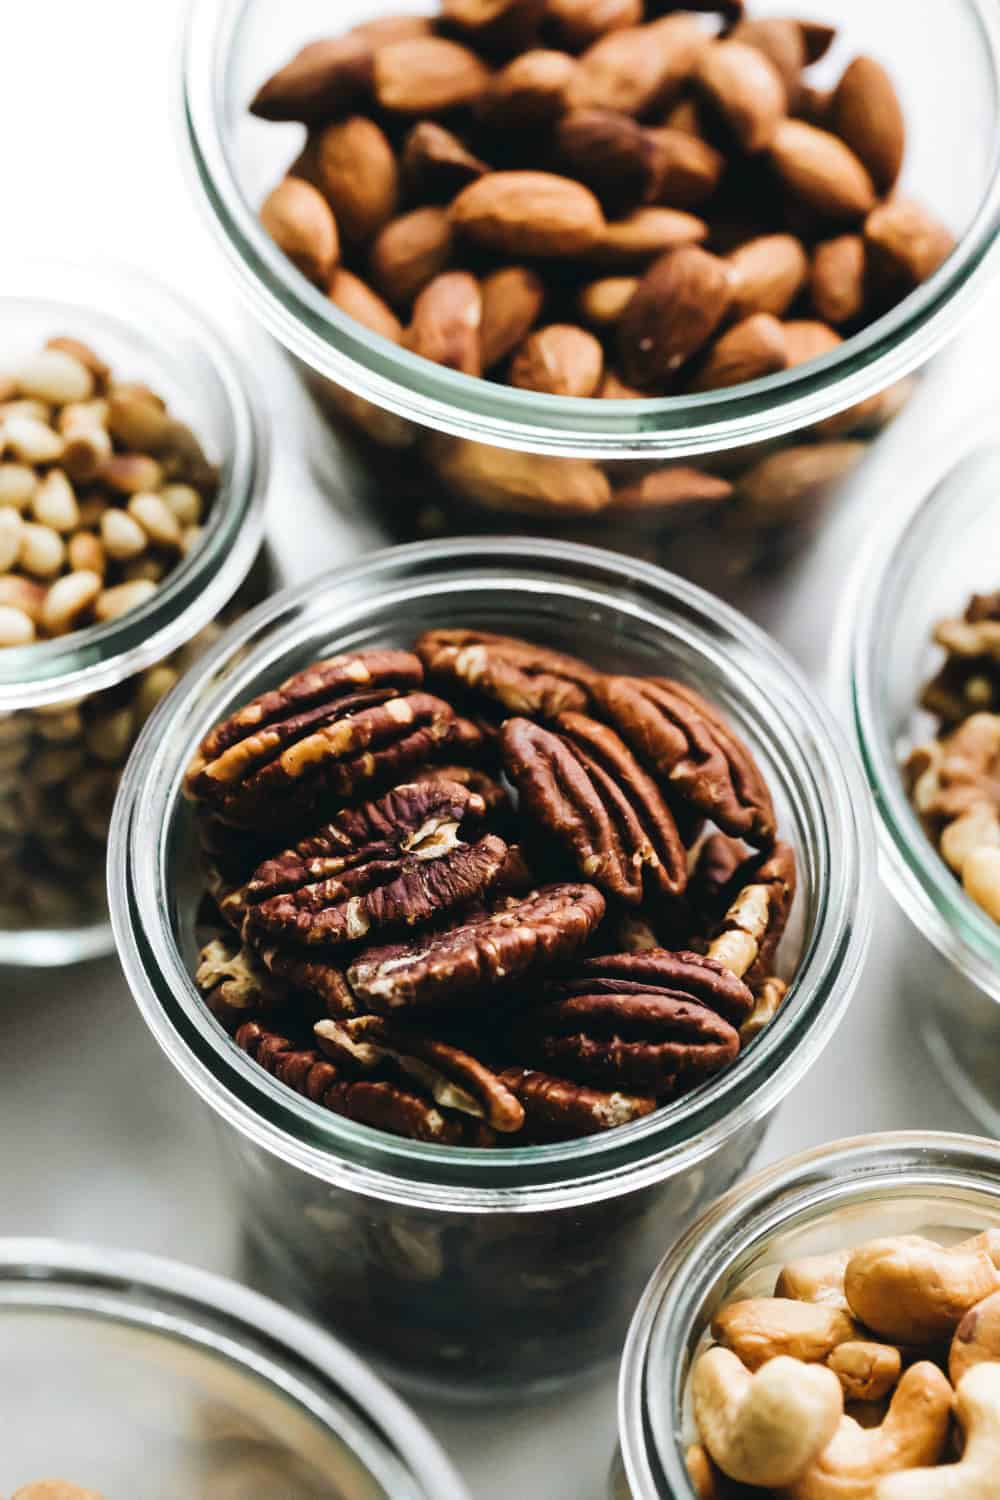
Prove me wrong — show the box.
[3,4,999,1497]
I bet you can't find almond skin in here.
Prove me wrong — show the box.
[509,323,605,396]
[328,268,403,343]
[646,127,725,210]
[608,466,734,522]
[618,245,731,387]
[810,235,867,325]
[480,266,546,368]
[250,36,373,123]
[592,206,707,266]
[691,312,788,391]
[831,55,905,193]
[543,0,644,53]
[554,109,659,216]
[402,123,489,202]
[737,440,865,520]
[578,275,639,327]
[479,49,577,125]
[728,18,806,100]
[769,119,877,222]
[864,200,956,292]
[567,15,707,117]
[725,234,808,319]
[782,319,842,367]
[428,435,612,515]
[406,271,483,375]
[370,207,454,307]
[373,37,492,114]
[313,117,399,245]
[451,171,606,256]
[695,39,787,153]
[260,178,340,286]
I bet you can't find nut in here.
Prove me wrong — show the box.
[827,1342,904,1404]
[554,108,659,216]
[592,206,707,267]
[865,200,955,292]
[694,39,787,153]
[406,271,483,375]
[726,233,809,319]
[328,268,402,343]
[260,176,340,286]
[415,627,599,716]
[831,56,905,194]
[690,312,788,392]
[769,119,877,222]
[16,349,95,405]
[509,323,604,396]
[478,49,577,126]
[811,234,868,325]
[451,171,606,257]
[845,1233,1000,1343]
[373,36,492,114]
[427,434,612,515]
[578,276,639,327]
[401,121,487,201]
[370,206,454,308]
[567,15,706,117]
[543,0,643,53]
[479,265,545,367]
[646,126,724,210]
[312,116,399,244]
[619,246,731,386]
[712,1298,859,1371]
[250,36,374,123]
[877,1364,1000,1500]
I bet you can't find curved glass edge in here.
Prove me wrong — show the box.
[110,537,875,1208]
[617,1130,1000,1500]
[0,1238,470,1500]
[179,0,1000,459]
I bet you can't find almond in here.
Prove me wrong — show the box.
[618,245,731,387]
[795,84,833,128]
[509,323,605,396]
[480,267,546,368]
[695,40,787,154]
[592,206,707,266]
[428,434,612,515]
[663,95,705,137]
[441,0,547,53]
[815,376,914,440]
[478,49,577,125]
[260,178,340,286]
[608,466,734,522]
[737,440,865,520]
[351,17,435,46]
[554,109,659,216]
[691,312,788,391]
[578,275,639,326]
[646,127,725,210]
[782,319,842,367]
[325,385,417,450]
[728,18,806,101]
[810,235,867,325]
[373,37,492,114]
[451,171,606,256]
[406,271,483,375]
[831,56,905,193]
[313,117,399,245]
[402,123,488,202]
[769,120,876,222]
[599,369,647,398]
[370,207,454,307]
[250,36,373,123]
[543,0,644,53]
[567,15,707,118]
[800,20,837,64]
[725,233,808,319]
[864,200,956,292]
[328,268,403,343]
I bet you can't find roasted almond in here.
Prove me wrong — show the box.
[370,207,454,307]
[428,434,612,514]
[250,36,373,123]
[567,15,707,118]
[864,200,956,291]
[402,123,488,202]
[328,268,403,343]
[769,119,877,222]
[478,48,577,125]
[782,318,842,367]
[728,18,806,101]
[608,466,734,522]
[691,312,788,391]
[374,37,492,114]
[542,0,644,53]
[725,233,808,319]
[578,275,639,326]
[810,235,867,325]
[480,266,546,367]
[592,206,707,266]
[618,245,731,387]
[451,171,606,256]
[831,55,905,194]
[260,178,340,286]
[695,39,787,153]
[313,117,399,245]
[441,0,547,53]
[737,439,865,520]
[406,271,483,375]
[509,323,605,396]
[554,109,659,216]
[646,127,725,210]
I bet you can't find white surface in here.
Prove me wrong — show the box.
[1,5,998,1498]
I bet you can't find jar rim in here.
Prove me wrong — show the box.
[617,1129,1000,1500]
[0,1236,469,1499]
[110,537,875,1210]
[180,0,1000,460]
[0,255,270,709]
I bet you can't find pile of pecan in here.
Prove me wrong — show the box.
[186,630,796,1147]
[905,590,1000,926]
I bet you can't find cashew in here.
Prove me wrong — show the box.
[827,1342,902,1403]
[776,1250,853,1309]
[845,1234,1000,1343]
[692,1349,843,1488]
[950,1289,1000,1385]
[786,1362,953,1500]
[712,1298,858,1370]
[876,1363,1000,1500]
[686,1444,757,1498]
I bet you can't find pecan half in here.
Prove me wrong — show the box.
[591,674,776,846]
[249,940,360,1018]
[347,882,606,1011]
[501,712,686,905]
[921,592,1000,728]
[410,762,510,814]
[194,935,293,1032]
[498,1066,656,1139]
[560,948,755,1025]
[906,714,1000,829]
[415,628,599,717]
[242,780,508,948]
[707,839,796,981]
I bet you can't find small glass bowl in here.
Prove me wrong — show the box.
[0,257,269,966]
[842,445,1000,1134]
[0,1238,469,1499]
[613,1130,1000,1500]
[110,537,873,1400]
[179,0,1000,590]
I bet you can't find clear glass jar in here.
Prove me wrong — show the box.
[180,0,1000,592]
[0,259,269,966]
[0,1238,469,1498]
[842,445,1000,1135]
[613,1130,1000,1499]
[109,538,873,1399]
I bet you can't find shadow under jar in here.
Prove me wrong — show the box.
[181,0,1000,595]
[0,1239,469,1499]
[613,1130,1000,1500]
[0,260,269,966]
[844,447,1000,1137]
[110,539,873,1400]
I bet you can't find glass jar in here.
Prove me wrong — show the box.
[180,0,1000,592]
[0,1237,469,1498]
[842,445,1000,1136]
[110,538,873,1399]
[613,1130,1000,1499]
[0,259,269,966]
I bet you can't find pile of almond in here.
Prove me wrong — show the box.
[252,2,953,410]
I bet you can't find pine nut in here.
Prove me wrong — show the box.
[94,579,158,621]
[160,483,202,526]
[16,348,95,405]
[102,453,163,494]
[0,605,35,647]
[0,508,25,571]
[100,507,147,561]
[128,491,182,548]
[0,464,38,510]
[0,575,45,621]
[85,705,135,764]
[0,399,51,424]
[122,555,166,583]
[46,335,110,386]
[32,470,79,533]
[62,425,112,483]
[18,523,66,578]
[67,531,105,575]
[181,524,204,555]
[41,570,102,635]
[108,388,173,451]
[3,415,64,466]
[134,664,179,723]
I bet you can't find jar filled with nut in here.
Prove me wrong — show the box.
[183,0,1000,592]
[110,539,873,1397]
[0,262,269,965]
[0,1240,468,1500]
[614,1131,1000,1500]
